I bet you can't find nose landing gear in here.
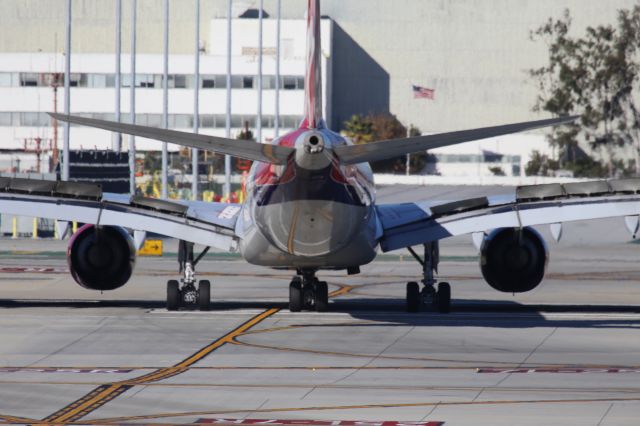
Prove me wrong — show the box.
[166,240,211,311]
[406,242,451,313]
[289,269,329,312]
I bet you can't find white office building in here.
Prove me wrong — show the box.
[0,15,332,173]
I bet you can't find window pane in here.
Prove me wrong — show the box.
[296,77,305,89]
[174,114,192,128]
[174,75,186,89]
[215,75,227,89]
[90,74,107,88]
[242,76,253,89]
[0,112,11,125]
[200,115,214,128]
[22,112,40,126]
[283,76,296,90]
[202,75,215,88]
[231,75,243,89]
[154,74,162,88]
[105,74,116,87]
[20,73,39,87]
[147,114,162,127]
[0,73,12,87]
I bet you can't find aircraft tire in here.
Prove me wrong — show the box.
[315,281,329,312]
[289,278,303,312]
[167,280,180,311]
[198,280,211,311]
[406,281,420,313]
[436,282,451,313]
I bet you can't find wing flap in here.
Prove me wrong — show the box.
[377,178,640,252]
[49,113,294,165]
[0,177,241,251]
[335,116,578,165]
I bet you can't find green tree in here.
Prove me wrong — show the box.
[343,114,375,144]
[342,113,428,173]
[530,6,640,176]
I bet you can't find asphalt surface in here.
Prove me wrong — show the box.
[0,185,639,425]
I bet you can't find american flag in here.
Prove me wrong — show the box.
[412,85,435,100]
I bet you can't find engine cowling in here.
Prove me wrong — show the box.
[67,224,136,291]
[480,227,548,293]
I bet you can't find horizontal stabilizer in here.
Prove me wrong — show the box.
[334,116,578,165]
[49,113,294,165]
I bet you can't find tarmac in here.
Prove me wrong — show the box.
[0,185,639,425]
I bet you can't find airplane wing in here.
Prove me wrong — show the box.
[0,177,241,251]
[375,179,640,252]
[49,113,294,165]
[334,116,578,165]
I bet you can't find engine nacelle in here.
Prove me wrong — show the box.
[480,227,548,293]
[67,224,136,291]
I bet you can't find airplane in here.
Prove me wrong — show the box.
[1,0,638,313]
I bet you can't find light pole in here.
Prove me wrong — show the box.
[161,0,169,199]
[62,0,71,181]
[224,0,232,199]
[129,0,137,195]
[192,0,200,200]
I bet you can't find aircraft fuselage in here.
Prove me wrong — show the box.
[236,124,380,269]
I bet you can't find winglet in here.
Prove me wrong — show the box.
[301,0,323,129]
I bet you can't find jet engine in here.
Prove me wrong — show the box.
[480,227,548,293]
[67,224,136,291]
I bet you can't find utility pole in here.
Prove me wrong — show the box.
[192,0,200,200]
[62,0,71,181]
[114,0,122,152]
[256,0,263,144]
[161,0,169,199]
[274,0,281,138]
[224,0,232,199]
[129,0,137,195]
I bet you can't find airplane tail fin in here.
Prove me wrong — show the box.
[301,0,323,129]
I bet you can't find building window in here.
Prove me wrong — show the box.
[0,73,18,87]
[20,73,39,87]
[137,74,155,88]
[69,73,81,87]
[283,76,296,90]
[215,75,227,89]
[201,115,214,127]
[173,75,187,89]
[0,112,11,126]
[202,75,215,88]
[242,76,254,89]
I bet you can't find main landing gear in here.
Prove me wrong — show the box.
[406,242,451,313]
[289,269,329,312]
[167,240,211,311]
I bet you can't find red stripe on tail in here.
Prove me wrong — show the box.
[302,0,322,129]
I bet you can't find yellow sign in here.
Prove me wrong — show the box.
[138,239,163,256]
